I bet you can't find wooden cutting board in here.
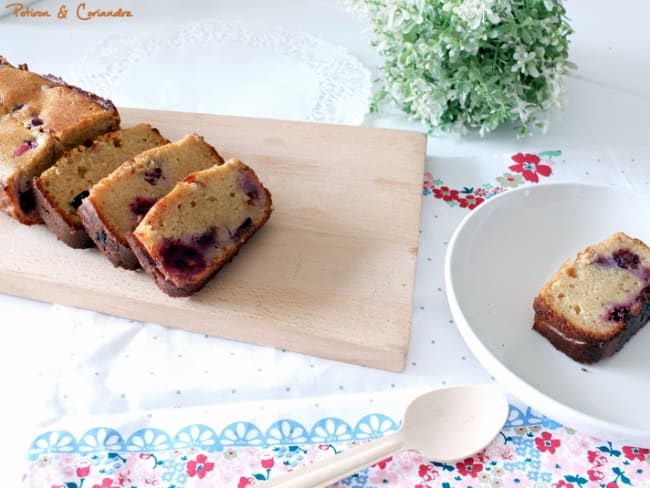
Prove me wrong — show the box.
[0,108,425,371]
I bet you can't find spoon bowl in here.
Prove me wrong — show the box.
[262,384,509,487]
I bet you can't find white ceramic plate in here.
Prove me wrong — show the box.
[445,182,650,444]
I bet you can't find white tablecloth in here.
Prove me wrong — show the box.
[2,1,650,485]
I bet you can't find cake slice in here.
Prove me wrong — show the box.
[0,115,60,224]
[533,232,650,363]
[12,78,120,148]
[0,57,52,114]
[33,124,169,248]
[127,158,273,297]
[77,134,224,269]
[0,57,120,224]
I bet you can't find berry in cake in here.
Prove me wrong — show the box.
[0,115,60,224]
[0,57,120,225]
[77,134,224,269]
[10,80,119,149]
[33,124,169,248]
[127,158,273,297]
[0,57,51,115]
[533,232,650,363]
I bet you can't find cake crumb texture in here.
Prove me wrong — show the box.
[77,134,224,269]
[533,232,650,363]
[128,158,273,297]
[33,124,168,248]
[0,56,119,224]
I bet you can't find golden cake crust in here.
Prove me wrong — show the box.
[127,159,273,297]
[0,56,120,224]
[33,124,168,248]
[33,177,92,247]
[0,116,60,224]
[533,232,650,363]
[78,134,224,269]
[0,57,52,114]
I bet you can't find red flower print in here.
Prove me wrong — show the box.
[260,454,275,469]
[588,469,605,481]
[417,463,439,481]
[423,172,434,191]
[238,476,255,488]
[606,483,619,488]
[552,481,574,488]
[432,186,460,202]
[91,478,118,488]
[455,457,483,478]
[622,445,649,461]
[587,449,607,467]
[496,172,524,188]
[535,431,561,454]
[116,472,130,486]
[139,453,152,459]
[75,458,92,478]
[509,152,552,183]
[186,453,215,479]
[372,456,393,470]
[457,194,484,210]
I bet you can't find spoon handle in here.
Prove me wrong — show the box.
[261,431,406,488]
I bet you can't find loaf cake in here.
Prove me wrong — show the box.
[33,124,169,248]
[0,57,120,224]
[533,232,650,363]
[0,57,51,114]
[13,82,118,149]
[127,158,273,297]
[77,134,224,269]
[0,116,60,223]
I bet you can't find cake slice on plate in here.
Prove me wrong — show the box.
[533,232,650,363]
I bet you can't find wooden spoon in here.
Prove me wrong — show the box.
[262,384,509,487]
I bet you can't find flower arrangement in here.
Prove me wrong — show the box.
[350,0,575,136]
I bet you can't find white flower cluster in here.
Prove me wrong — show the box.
[446,0,503,30]
[349,0,575,136]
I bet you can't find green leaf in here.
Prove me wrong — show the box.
[353,0,574,136]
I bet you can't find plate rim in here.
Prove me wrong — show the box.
[445,181,650,444]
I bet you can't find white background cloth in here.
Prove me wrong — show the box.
[2,0,650,482]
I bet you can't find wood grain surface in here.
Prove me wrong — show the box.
[0,108,426,371]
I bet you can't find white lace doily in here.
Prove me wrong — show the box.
[69,19,372,125]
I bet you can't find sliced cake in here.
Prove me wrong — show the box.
[12,78,119,148]
[33,124,169,248]
[0,116,60,223]
[0,57,52,114]
[77,134,224,269]
[0,57,120,224]
[127,158,273,297]
[533,232,650,363]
